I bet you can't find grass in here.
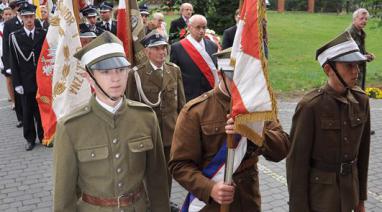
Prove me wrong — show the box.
[164,11,382,93]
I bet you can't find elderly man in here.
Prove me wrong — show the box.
[170,14,218,102]
[287,32,370,212]
[127,31,186,211]
[169,2,193,44]
[53,32,170,211]
[169,48,290,211]
[347,8,375,90]
[96,1,117,35]
[39,5,49,30]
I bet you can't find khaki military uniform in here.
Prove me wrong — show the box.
[287,84,370,212]
[347,25,368,89]
[169,87,290,212]
[53,96,170,212]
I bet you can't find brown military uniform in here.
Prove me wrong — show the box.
[286,84,370,212]
[127,60,186,192]
[53,96,170,212]
[169,87,290,212]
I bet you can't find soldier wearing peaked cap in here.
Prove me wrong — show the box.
[53,31,170,212]
[79,5,104,36]
[9,2,46,151]
[96,1,117,35]
[127,32,186,211]
[169,48,290,212]
[286,32,371,212]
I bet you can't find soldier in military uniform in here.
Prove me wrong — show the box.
[79,5,104,36]
[168,48,290,212]
[96,1,117,35]
[286,32,371,212]
[53,32,170,212]
[9,2,45,151]
[127,32,186,207]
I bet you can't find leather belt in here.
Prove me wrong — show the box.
[82,183,144,208]
[311,159,357,176]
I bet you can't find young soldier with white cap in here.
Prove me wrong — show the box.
[287,32,371,212]
[53,31,170,212]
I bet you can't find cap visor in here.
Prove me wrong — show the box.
[332,52,367,63]
[100,9,112,12]
[147,41,168,48]
[90,57,130,70]
[21,12,35,16]
[140,11,149,15]
[80,32,97,38]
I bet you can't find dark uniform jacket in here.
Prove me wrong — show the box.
[169,16,187,44]
[53,96,170,212]
[79,23,104,36]
[286,84,370,212]
[96,20,117,35]
[127,61,186,147]
[1,16,41,76]
[170,38,218,102]
[9,27,46,93]
[347,25,367,88]
[169,87,290,212]
[222,25,237,50]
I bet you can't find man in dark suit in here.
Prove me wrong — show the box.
[170,14,218,102]
[2,0,42,128]
[222,9,240,49]
[9,3,45,151]
[168,2,193,44]
[79,5,104,36]
[96,1,117,35]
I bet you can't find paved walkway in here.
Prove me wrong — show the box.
[1,74,382,211]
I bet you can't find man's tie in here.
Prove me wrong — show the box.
[153,68,163,88]
[106,22,110,31]
[28,32,33,40]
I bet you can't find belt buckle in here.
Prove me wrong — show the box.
[340,162,352,176]
[117,194,128,208]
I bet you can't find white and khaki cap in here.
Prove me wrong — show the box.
[214,48,234,79]
[74,31,130,71]
[316,32,366,66]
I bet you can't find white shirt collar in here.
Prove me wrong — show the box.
[24,27,35,36]
[149,61,164,70]
[188,34,205,50]
[95,96,123,114]
[103,19,112,26]
[182,16,188,23]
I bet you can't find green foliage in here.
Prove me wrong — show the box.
[206,0,240,34]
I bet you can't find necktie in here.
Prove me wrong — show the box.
[106,22,110,31]
[153,69,163,87]
[29,32,33,40]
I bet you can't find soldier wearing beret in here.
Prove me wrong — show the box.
[53,32,170,212]
[96,1,117,35]
[169,48,290,212]
[127,32,186,211]
[286,32,371,212]
[79,5,104,36]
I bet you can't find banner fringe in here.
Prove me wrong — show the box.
[235,124,264,146]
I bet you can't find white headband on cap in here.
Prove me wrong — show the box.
[81,43,125,65]
[317,40,359,66]
[218,58,234,71]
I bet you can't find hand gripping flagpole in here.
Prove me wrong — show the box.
[220,134,235,212]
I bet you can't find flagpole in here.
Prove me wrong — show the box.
[73,0,80,31]
[124,0,134,64]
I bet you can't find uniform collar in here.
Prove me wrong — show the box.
[323,83,359,105]
[95,96,123,114]
[215,86,231,113]
[91,95,127,128]
[103,19,112,26]
[149,60,164,70]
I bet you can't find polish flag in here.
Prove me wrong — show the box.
[230,0,277,146]
[36,0,91,146]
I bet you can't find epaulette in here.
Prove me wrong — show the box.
[351,86,366,94]
[126,99,152,110]
[165,61,179,69]
[62,104,91,124]
[300,88,323,104]
[183,90,213,112]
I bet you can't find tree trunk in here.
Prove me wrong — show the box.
[277,0,285,13]
[307,0,315,13]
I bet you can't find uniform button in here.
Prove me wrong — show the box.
[115,153,120,159]
[118,182,123,187]
[315,177,319,181]
[117,168,122,173]
[112,138,118,144]
[357,118,361,122]
[215,127,219,132]
[344,137,348,141]
[84,106,89,111]
[139,143,144,148]
[343,121,347,125]
[344,154,348,159]
[91,152,95,158]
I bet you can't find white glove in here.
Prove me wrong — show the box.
[15,86,24,95]
[6,69,11,74]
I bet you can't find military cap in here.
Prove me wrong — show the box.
[80,31,97,39]
[99,1,113,12]
[139,3,149,15]
[19,2,36,16]
[74,31,130,71]
[140,31,168,48]
[80,5,98,17]
[214,48,234,79]
[316,32,366,66]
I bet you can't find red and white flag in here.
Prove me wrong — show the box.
[36,0,91,146]
[230,0,277,146]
